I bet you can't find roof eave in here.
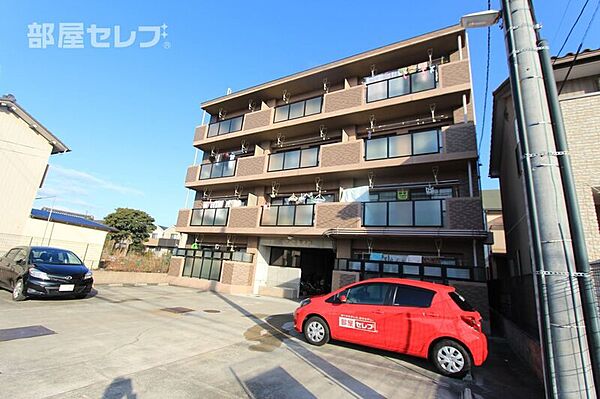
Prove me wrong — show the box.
[0,97,70,154]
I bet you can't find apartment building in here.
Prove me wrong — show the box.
[489,48,600,378]
[174,25,488,309]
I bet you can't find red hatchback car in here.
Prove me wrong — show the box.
[294,277,487,378]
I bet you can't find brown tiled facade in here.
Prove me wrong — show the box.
[175,24,488,312]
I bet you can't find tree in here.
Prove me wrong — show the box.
[104,208,155,253]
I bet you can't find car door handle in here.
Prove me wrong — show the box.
[373,310,384,315]
[423,312,440,318]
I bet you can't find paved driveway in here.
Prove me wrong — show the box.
[0,285,542,399]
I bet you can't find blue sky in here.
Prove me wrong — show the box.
[1,1,598,226]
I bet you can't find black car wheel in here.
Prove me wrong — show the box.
[431,339,472,378]
[303,316,330,346]
[12,279,27,302]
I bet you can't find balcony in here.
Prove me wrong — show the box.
[199,159,237,180]
[185,123,477,188]
[192,59,472,146]
[260,204,315,227]
[363,200,444,227]
[176,196,484,235]
[190,207,230,226]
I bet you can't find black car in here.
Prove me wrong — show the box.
[0,246,93,301]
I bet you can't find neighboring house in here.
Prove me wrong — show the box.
[145,225,180,255]
[482,189,506,279]
[22,208,115,269]
[489,48,600,379]
[175,23,489,318]
[0,94,69,242]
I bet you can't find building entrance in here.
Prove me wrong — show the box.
[298,248,335,297]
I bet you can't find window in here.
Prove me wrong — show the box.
[29,248,82,265]
[270,247,301,267]
[199,160,237,180]
[190,208,229,226]
[268,147,319,171]
[365,129,441,160]
[170,234,178,239]
[366,69,436,103]
[393,285,435,308]
[363,200,443,227]
[274,97,323,122]
[449,291,475,311]
[345,283,395,305]
[261,204,315,226]
[207,115,244,137]
[151,233,158,239]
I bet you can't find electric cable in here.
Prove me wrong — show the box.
[553,0,591,63]
[558,0,600,95]
[477,0,492,155]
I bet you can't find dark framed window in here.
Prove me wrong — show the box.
[344,283,395,305]
[365,129,442,161]
[199,160,237,180]
[261,204,315,226]
[207,115,244,138]
[363,200,443,227]
[366,70,436,103]
[270,247,301,267]
[268,147,319,171]
[274,97,323,123]
[393,284,436,308]
[190,208,229,226]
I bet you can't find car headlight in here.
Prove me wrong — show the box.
[29,268,50,280]
[84,271,93,279]
[299,298,311,308]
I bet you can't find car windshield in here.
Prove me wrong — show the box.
[29,248,83,265]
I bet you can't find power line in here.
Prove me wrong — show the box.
[553,0,591,63]
[552,0,575,44]
[558,0,600,94]
[478,0,492,155]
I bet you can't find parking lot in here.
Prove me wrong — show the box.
[0,285,542,399]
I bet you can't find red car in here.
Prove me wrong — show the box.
[293,277,487,378]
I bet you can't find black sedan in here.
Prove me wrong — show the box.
[0,246,93,301]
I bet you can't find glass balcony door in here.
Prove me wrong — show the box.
[363,200,443,227]
[261,204,315,226]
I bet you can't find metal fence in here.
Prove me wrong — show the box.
[0,233,104,269]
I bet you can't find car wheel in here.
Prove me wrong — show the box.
[432,339,471,378]
[303,316,329,346]
[12,279,27,302]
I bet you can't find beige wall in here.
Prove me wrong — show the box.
[0,109,53,237]
[22,217,108,269]
[561,92,600,262]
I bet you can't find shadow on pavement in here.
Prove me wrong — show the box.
[102,377,137,399]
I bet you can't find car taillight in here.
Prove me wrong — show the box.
[461,315,482,332]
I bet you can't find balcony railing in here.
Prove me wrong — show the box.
[268,147,319,171]
[365,129,442,160]
[199,160,237,180]
[362,200,443,227]
[366,68,437,103]
[190,208,230,226]
[274,97,323,123]
[207,115,244,138]
[334,258,486,283]
[260,204,315,226]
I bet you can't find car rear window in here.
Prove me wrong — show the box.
[449,291,475,311]
[393,285,435,308]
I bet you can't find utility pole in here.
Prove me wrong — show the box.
[500,0,595,397]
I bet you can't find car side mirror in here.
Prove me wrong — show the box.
[339,295,348,303]
[16,258,26,265]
